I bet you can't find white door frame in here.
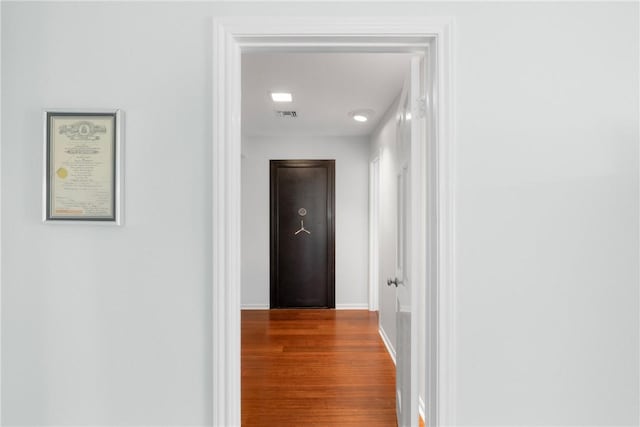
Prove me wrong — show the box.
[212,16,456,427]
[369,154,381,312]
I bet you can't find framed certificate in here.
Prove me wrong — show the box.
[43,109,122,224]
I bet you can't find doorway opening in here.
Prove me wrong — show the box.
[240,51,411,425]
[212,17,455,427]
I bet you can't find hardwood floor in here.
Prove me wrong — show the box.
[241,309,397,426]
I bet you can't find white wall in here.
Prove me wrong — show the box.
[1,3,215,425]
[445,3,639,425]
[241,135,370,309]
[1,2,638,426]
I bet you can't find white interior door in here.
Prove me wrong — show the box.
[389,55,424,427]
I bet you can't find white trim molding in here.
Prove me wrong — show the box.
[368,155,381,312]
[336,303,369,310]
[212,20,242,427]
[379,325,397,365]
[242,304,369,310]
[240,304,270,310]
[212,16,456,427]
[0,3,3,421]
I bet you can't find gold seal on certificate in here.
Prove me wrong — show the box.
[44,110,122,223]
[56,167,68,179]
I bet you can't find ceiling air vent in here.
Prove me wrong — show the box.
[276,111,297,118]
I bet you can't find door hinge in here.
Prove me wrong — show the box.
[417,96,427,119]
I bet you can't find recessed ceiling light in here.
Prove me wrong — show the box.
[349,109,374,123]
[271,92,293,103]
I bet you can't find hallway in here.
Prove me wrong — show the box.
[241,310,397,426]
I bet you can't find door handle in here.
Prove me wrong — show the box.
[386,278,402,287]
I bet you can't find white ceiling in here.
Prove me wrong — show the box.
[241,52,412,137]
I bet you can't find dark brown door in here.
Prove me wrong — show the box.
[270,160,335,308]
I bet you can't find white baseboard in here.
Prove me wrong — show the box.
[335,303,369,310]
[242,304,369,310]
[379,326,424,423]
[241,304,269,310]
[378,325,396,365]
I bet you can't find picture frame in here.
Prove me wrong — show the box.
[43,109,123,224]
